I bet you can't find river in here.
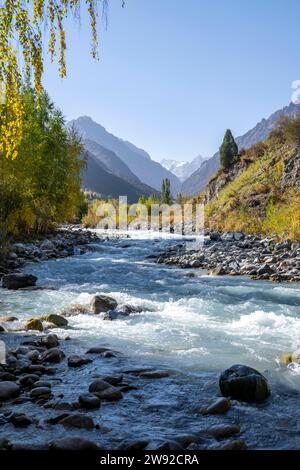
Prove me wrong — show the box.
[1,230,300,449]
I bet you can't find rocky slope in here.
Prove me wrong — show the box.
[204,134,300,240]
[182,102,300,196]
[82,151,156,202]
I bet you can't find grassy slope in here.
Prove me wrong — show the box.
[205,140,300,240]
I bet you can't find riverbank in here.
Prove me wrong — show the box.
[0,225,102,280]
[156,231,300,283]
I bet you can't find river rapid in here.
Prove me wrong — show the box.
[1,230,300,449]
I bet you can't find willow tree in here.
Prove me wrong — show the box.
[0,0,121,159]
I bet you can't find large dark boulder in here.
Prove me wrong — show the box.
[219,364,270,402]
[2,273,37,290]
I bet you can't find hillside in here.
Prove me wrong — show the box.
[182,102,300,196]
[81,151,157,202]
[204,117,300,240]
[70,116,181,195]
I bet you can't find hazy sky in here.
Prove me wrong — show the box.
[44,0,300,162]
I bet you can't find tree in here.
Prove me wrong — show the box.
[0,0,123,159]
[219,129,238,169]
[0,86,84,236]
[161,178,171,204]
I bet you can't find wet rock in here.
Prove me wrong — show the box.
[40,314,68,327]
[0,381,20,400]
[31,381,51,389]
[40,347,65,363]
[102,310,128,320]
[10,412,32,427]
[39,334,59,349]
[217,439,247,450]
[219,364,270,402]
[0,316,18,322]
[19,374,40,387]
[59,303,90,317]
[88,379,111,393]
[86,346,112,354]
[90,294,118,314]
[95,386,123,401]
[25,318,43,332]
[257,264,275,275]
[208,424,240,439]
[280,351,300,365]
[46,413,70,424]
[0,372,17,381]
[79,393,101,409]
[59,413,95,429]
[119,440,149,450]
[2,273,37,290]
[51,436,100,450]
[30,386,52,399]
[139,370,171,379]
[201,397,231,415]
[174,435,198,448]
[122,305,144,314]
[0,325,6,332]
[68,355,93,368]
[101,374,123,386]
[101,350,117,358]
[26,350,40,363]
[211,266,227,276]
[156,440,183,451]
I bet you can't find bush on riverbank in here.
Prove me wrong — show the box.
[0,87,85,240]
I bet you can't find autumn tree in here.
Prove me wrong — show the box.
[0,0,123,159]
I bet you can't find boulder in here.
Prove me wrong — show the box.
[0,316,18,322]
[79,393,101,409]
[201,397,231,415]
[208,424,240,439]
[2,273,37,290]
[30,386,52,399]
[0,381,20,400]
[51,437,100,451]
[19,374,40,387]
[88,379,111,393]
[59,413,94,429]
[10,412,32,427]
[94,386,123,401]
[67,355,92,368]
[39,334,59,349]
[59,303,90,317]
[139,370,170,379]
[39,347,65,363]
[90,294,118,314]
[218,439,247,450]
[86,346,112,354]
[219,364,270,402]
[40,314,68,327]
[25,318,43,332]
[101,374,123,386]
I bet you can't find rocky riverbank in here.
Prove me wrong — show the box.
[156,231,300,283]
[0,225,102,281]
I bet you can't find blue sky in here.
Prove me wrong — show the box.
[44,0,300,162]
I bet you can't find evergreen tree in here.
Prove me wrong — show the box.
[161,178,171,204]
[219,129,238,169]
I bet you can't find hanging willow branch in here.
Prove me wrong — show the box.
[0,0,117,159]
